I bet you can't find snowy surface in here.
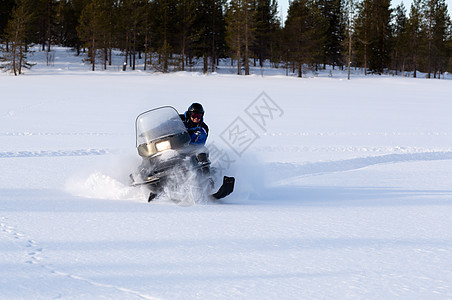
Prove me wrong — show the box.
[1,48,452,299]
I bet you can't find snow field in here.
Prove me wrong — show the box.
[1,48,452,299]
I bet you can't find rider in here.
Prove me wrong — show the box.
[180,103,209,145]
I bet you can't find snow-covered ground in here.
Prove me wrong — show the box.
[1,47,452,299]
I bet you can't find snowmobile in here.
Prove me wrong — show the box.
[129,106,235,203]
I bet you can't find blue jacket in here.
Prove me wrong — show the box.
[180,112,209,145]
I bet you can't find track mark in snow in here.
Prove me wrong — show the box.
[0,149,110,158]
[271,151,452,181]
[0,132,113,137]
[25,242,43,265]
[1,218,157,299]
[263,131,452,137]
[257,145,452,154]
[0,220,15,234]
[1,219,43,265]
[50,270,160,300]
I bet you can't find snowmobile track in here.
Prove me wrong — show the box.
[0,149,110,159]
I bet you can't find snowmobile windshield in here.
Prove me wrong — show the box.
[136,106,187,146]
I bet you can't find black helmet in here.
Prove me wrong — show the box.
[187,103,204,116]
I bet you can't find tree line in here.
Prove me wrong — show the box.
[0,0,451,77]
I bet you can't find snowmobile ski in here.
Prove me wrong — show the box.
[148,192,157,202]
[211,176,235,199]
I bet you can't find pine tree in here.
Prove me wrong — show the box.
[422,0,451,78]
[0,0,16,38]
[0,0,34,75]
[29,0,57,52]
[353,0,371,74]
[354,0,392,74]
[252,0,280,68]
[406,0,425,77]
[174,0,197,71]
[77,0,107,71]
[226,0,244,74]
[343,0,357,79]
[141,0,153,71]
[268,8,283,68]
[129,0,147,71]
[283,0,323,77]
[432,0,451,76]
[371,0,392,73]
[192,0,227,73]
[393,3,409,75]
[150,0,177,72]
[226,0,256,75]
[100,0,115,69]
[319,0,346,69]
[58,0,87,55]
[116,0,131,71]
[448,35,452,73]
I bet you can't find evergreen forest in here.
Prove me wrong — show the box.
[0,0,451,77]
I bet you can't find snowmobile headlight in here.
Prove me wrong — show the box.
[156,140,171,152]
